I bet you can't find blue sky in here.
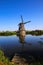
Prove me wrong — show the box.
[0,0,43,31]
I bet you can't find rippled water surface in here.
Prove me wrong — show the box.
[0,35,43,60]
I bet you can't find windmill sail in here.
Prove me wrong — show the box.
[23,21,31,24]
[21,15,24,23]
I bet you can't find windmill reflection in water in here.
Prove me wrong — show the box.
[19,35,25,52]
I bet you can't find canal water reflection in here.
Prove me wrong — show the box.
[0,35,43,61]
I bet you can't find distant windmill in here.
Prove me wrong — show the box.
[17,15,31,37]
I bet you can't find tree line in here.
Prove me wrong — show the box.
[0,30,43,36]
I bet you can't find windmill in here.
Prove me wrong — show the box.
[17,16,31,37]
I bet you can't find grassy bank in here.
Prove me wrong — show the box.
[0,50,43,65]
[0,30,43,36]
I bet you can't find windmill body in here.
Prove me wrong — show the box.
[19,23,25,37]
[18,16,31,37]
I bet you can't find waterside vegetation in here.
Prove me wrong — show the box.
[26,30,43,35]
[0,31,16,36]
[0,50,43,65]
[0,30,43,36]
